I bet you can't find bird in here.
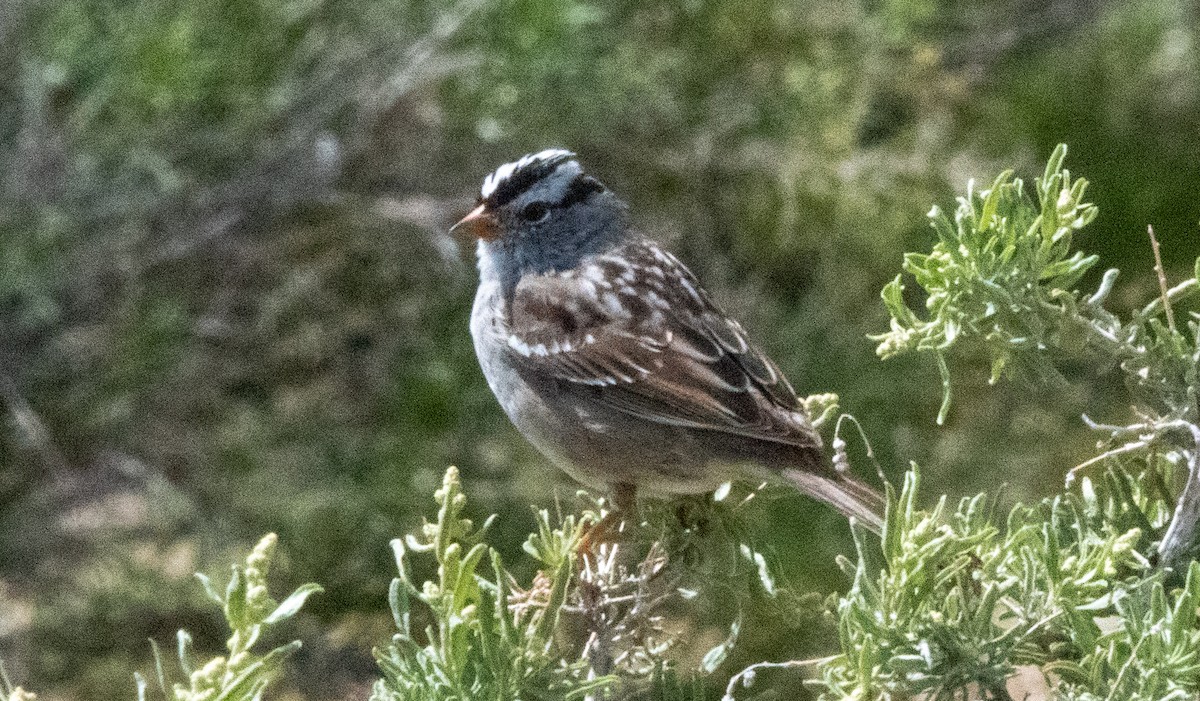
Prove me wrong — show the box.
[452,149,883,531]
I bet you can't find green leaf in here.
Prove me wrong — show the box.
[388,578,411,637]
[531,547,574,648]
[149,638,168,694]
[224,566,248,630]
[195,572,224,605]
[134,672,148,701]
[452,543,488,605]
[935,353,952,425]
[213,641,302,701]
[739,544,776,597]
[262,583,323,625]
[490,551,515,642]
[176,630,194,677]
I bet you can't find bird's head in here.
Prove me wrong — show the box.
[451,149,629,287]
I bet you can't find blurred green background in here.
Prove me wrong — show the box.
[0,0,1197,697]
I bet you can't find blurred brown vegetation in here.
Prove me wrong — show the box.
[0,0,1197,697]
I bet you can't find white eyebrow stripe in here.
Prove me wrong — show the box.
[479,149,576,199]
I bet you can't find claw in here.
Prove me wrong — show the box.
[576,482,637,558]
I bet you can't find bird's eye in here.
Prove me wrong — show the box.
[520,201,551,223]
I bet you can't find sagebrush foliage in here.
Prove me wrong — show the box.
[815,144,1200,700]
[2,534,325,701]
[371,466,612,701]
[7,534,318,701]
[141,534,322,701]
[371,466,782,700]
[819,467,1168,699]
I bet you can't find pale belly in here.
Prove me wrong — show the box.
[470,283,727,494]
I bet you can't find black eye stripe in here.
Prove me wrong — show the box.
[520,201,550,222]
[558,175,605,209]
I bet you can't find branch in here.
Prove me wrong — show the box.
[1146,225,1176,334]
[1156,420,1200,576]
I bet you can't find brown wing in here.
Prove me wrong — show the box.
[503,239,819,449]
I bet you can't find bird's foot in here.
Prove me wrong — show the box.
[576,483,636,557]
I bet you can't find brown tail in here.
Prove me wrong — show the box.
[781,468,885,533]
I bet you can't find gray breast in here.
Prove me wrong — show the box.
[470,280,516,411]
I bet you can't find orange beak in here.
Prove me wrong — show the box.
[449,204,501,241]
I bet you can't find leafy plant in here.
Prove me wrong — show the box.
[815,466,1154,700]
[798,144,1200,699]
[873,144,1102,423]
[140,533,322,701]
[371,466,614,701]
[370,466,786,700]
[873,143,1200,566]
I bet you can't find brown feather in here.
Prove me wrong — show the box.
[504,239,820,451]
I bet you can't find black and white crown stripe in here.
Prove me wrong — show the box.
[478,149,577,207]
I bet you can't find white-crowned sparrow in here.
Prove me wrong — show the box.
[453,149,882,530]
